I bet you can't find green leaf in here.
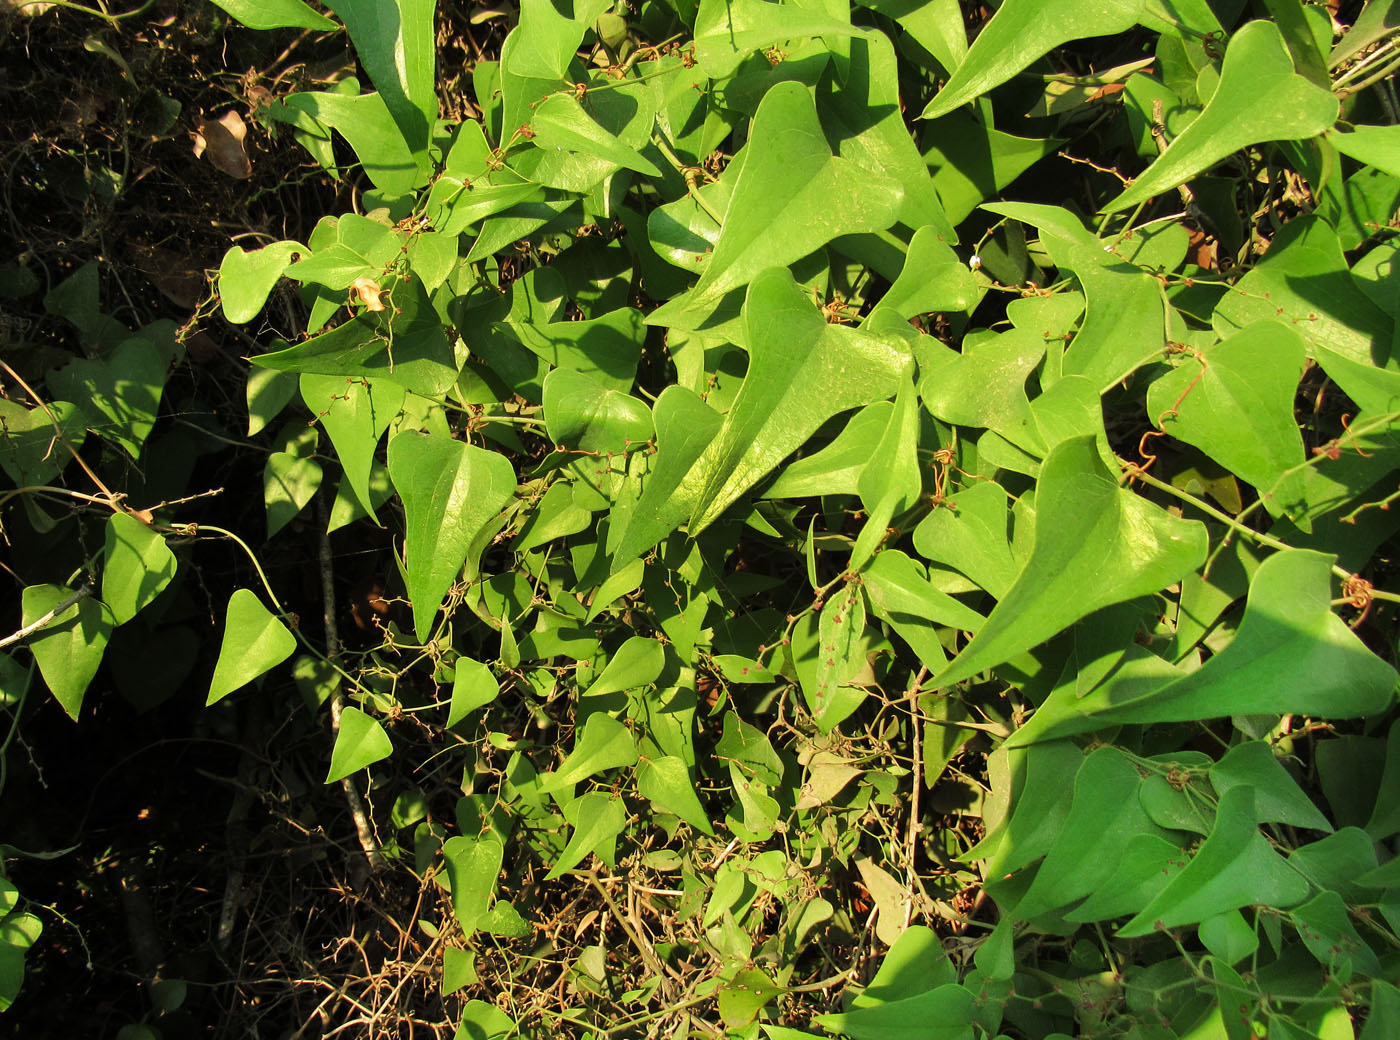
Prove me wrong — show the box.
[1105,21,1339,213]
[934,436,1207,689]
[47,335,172,459]
[817,982,976,1040]
[274,91,427,195]
[923,112,1063,226]
[320,0,437,156]
[263,450,323,539]
[387,431,516,642]
[513,482,592,554]
[448,656,499,728]
[542,368,653,455]
[637,755,714,834]
[442,946,476,997]
[874,226,977,321]
[0,399,88,486]
[912,481,1019,598]
[252,279,458,397]
[688,81,903,302]
[442,834,504,935]
[607,386,721,567]
[545,791,627,879]
[765,402,891,499]
[693,0,866,79]
[1290,889,1383,978]
[217,241,302,323]
[921,0,1148,118]
[581,636,664,697]
[810,581,868,723]
[690,268,913,531]
[326,705,393,782]
[1011,550,1399,745]
[206,0,335,30]
[529,92,661,177]
[22,585,113,720]
[538,712,639,793]
[1214,215,1394,369]
[207,589,298,705]
[1012,746,1173,921]
[818,34,955,240]
[718,966,782,1029]
[1210,740,1333,832]
[102,513,177,626]
[302,374,406,522]
[1147,321,1308,520]
[1118,785,1311,936]
[504,0,612,80]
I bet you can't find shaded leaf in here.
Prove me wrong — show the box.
[23,585,113,720]
[102,513,176,626]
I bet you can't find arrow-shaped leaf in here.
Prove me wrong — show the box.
[1105,20,1339,213]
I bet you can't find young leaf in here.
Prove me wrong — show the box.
[102,513,177,626]
[387,431,516,642]
[933,436,1207,689]
[207,589,298,705]
[326,705,393,782]
[22,585,113,721]
[1105,20,1339,213]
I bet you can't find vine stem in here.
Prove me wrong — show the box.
[0,585,92,651]
[317,492,387,874]
[1123,462,1400,604]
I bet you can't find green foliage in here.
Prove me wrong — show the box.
[5,0,1400,1034]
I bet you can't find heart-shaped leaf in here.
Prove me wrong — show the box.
[387,431,516,642]
[637,755,714,834]
[934,435,1208,689]
[207,589,298,705]
[217,241,302,323]
[538,712,639,793]
[326,705,393,782]
[688,81,903,302]
[1011,549,1399,745]
[301,373,405,522]
[1105,20,1339,213]
[0,399,87,486]
[23,585,113,720]
[47,336,171,459]
[102,513,177,626]
[542,368,653,455]
[581,636,664,697]
[922,0,1150,119]
[545,791,627,879]
[448,656,499,728]
[1147,320,1308,520]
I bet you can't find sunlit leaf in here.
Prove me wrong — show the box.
[326,705,393,782]
[207,589,297,705]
